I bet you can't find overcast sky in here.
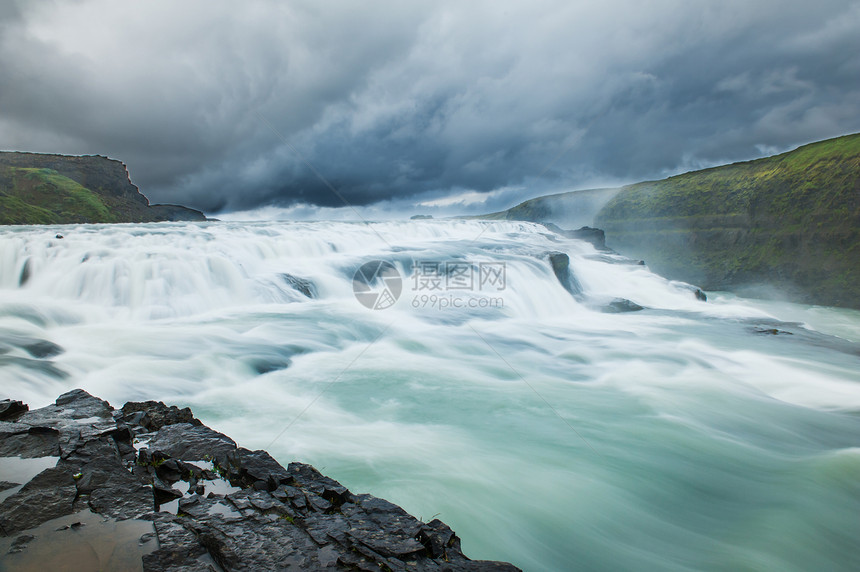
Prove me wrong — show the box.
[1,1,859,216]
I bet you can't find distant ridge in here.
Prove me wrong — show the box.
[0,152,205,225]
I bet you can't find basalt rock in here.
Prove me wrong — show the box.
[547,251,584,298]
[0,389,520,571]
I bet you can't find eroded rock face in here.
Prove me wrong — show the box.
[0,389,520,571]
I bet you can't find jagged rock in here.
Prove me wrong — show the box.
[0,390,520,571]
[121,400,202,432]
[0,466,77,536]
[0,399,28,421]
[146,423,237,466]
[0,426,60,458]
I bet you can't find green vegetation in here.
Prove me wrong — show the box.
[593,133,860,308]
[1,167,118,224]
[0,151,206,225]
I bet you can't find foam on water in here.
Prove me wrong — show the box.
[1,220,859,571]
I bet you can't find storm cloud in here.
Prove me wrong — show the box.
[1,0,859,214]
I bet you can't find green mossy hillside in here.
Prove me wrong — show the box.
[0,167,118,224]
[0,152,206,225]
[594,133,860,308]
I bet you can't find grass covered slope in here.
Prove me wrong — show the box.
[0,168,118,224]
[0,152,206,225]
[594,133,860,307]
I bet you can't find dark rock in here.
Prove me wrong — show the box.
[21,340,64,358]
[121,400,202,432]
[0,399,28,421]
[245,354,291,375]
[0,466,77,536]
[152,477,183,506]
[547,251,583,297]
[280,273,317,298]
[227,448,292,491]
[9,533,35,553]
[146,423,237,466]
[0,481,19,492]
[141,513,213,571]
[568,226,608,250]
[19,259,31,286]
[0,426,60,458]
[0,390,520,570]
[601,298,645,313]
[54,389,113,418]
[752,327,793,335]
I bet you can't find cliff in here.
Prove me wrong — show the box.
[0,390,518,571]
[594,133,860,307]
[0,152,206,225]
[483,133,860,308]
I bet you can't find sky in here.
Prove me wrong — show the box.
[1,0,859,217]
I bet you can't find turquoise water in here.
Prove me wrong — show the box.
[1,220,858,570]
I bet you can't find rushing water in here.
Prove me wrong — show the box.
[1,220,859,571]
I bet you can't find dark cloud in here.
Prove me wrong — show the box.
[1,0,859,214]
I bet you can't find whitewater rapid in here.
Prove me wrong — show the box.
[1,220,859,571]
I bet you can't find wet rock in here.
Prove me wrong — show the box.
[547,251,584,297]
[121,400,202,432]
[752,327,793,335]
[0,426,60,458]
[21,340,64,358]
[0,390,520,571]
[0,400,28,421]
[19,259,31,286]
[9,533,35,553]
[601,298,645,313]
[280,273,317,298]
[0,481,19,492]
[152,477,183,506]
[0,466,77,536]
[146,423,237,466]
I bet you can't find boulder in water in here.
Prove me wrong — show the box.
[547,251,583,298]
[600,298,645,313]
[280,273,317,298]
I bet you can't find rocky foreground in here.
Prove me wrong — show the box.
[0,390,519,571]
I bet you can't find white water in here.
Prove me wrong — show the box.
[1,220,859,571]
